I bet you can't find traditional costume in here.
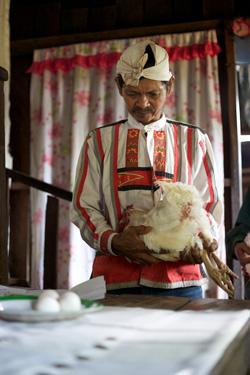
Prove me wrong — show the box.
[71,40,222,291]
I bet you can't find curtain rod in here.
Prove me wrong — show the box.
[11,19,226,57]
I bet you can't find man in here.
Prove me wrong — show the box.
[71,40,222,299]
[226,186,250,297]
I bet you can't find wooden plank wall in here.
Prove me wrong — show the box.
[9,0,248,40]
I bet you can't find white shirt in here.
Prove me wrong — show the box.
[71,113,222,254]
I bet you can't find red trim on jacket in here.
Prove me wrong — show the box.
[199,140,215,211]
[113,125,122,223]
[187,127,193,184]
[126,129,139,168]
[76,143,98,239]
[100,230,114,254]
[153,131,166,172]
[92,255,202,287]
[117,169,153,188]
[173,124,179,181]
[96,128,104,161]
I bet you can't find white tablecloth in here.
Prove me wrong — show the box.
[0,306,249,375]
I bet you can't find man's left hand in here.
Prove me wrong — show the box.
[180,234,218,264]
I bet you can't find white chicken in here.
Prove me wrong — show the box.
[127,181,237,298]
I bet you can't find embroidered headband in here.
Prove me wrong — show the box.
[116,40,172,86]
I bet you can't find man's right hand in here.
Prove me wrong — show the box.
[111,226,160,265]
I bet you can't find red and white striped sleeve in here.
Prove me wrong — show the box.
[70,130,116,255]
[193,131,223,237]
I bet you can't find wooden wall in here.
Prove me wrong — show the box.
[9,0,250,40]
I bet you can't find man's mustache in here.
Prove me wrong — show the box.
[133,107,153,114]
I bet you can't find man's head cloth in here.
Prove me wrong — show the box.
[116,40,172,87]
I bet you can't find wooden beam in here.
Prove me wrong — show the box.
[6,168,72,201]
[0,67,9,284]
[217,23,243,298]
[11,19,223,57]
[224,25,242,222]
[217,23,241,229]
[43,196,59,289]
[9,188,30,286]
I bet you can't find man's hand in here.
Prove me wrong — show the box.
[180,244,204,264]
[111,226,160,265]
[234,242,250,276]
[180,234,218,264]
[200,233,218,253]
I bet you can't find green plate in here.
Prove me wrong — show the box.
[0,295,102,322]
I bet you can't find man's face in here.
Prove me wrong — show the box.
[119,79,168,125]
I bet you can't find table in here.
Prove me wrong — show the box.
[101,295,250,375]
[102,293,250,310]
[0,295,250,375]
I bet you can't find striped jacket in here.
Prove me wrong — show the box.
[71,113,222,290]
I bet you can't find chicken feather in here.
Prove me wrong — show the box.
[127,181,237,297]
[128,182,213,257]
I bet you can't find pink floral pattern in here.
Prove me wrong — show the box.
[96,108,114,125]
[48,122,62,139]
[32,208,43,224]
[74,90,91,106]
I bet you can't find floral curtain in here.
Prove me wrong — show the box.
[29,30,225,296]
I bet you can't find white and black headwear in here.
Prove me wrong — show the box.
[116,40,172,86]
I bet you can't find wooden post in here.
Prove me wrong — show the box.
[218,24,244,299]
[43,195,59,289]
[0,67,9,284]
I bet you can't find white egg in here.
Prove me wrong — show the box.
[59,291,82,312]
[34,296,61,313]
[38,290,59,300]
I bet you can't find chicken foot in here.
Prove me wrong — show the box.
[201,250,238,299]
